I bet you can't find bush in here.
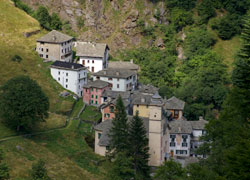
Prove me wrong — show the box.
[197,0,216,24]
[35,6,51,30]
[215,14,242,40]
[165,0,196,11]
[171,8,193,31]
[11,55,22,63]
[50,13,62,30]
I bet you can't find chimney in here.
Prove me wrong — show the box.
[52,35,56,41]
[199,116,203,121]
[71,65,74,69]
[130,59,133,64]
[116,71,120,76]
[141,98,145,103]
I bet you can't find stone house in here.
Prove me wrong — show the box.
[82,80,111,106]
[93,68,138,92]
[50,61,87,96]
[165,96,185,120]
[36,30,73,62]
[76,42,109,73]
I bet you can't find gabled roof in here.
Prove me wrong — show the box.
[132,92,164,106]
[93,68,136,79]
[94,116,149,146]
[50,61,86,70]
[101,90,130,99]
[138,84,159,95]
[108,61,139,71]
[165,96,185,110]
[190,119,208,130]
[83,80,110,89]
[169,119,193,134]
[76,42,109,58]
[37,30,73,43]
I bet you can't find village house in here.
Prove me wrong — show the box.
[50,61,87,97]
[164,96,185,120]
[76,42,109,73]
[82,80,111,106]
[92,68,138,92]
[36,30,73,62]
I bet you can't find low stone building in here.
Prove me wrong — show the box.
[164,96,185,120]
[36,30,73,62]
[50,61,87,96]
[76,42,109,73]
[82,80,111,106]
[93,68,138,92]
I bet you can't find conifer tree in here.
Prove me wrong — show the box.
[108,95,129,155]
[128,111,150,179]
[232,13,250,91]
[31,159,50,180]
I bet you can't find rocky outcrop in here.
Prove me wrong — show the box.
[22,0,168,52]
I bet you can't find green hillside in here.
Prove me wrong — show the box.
[0,1,107,179]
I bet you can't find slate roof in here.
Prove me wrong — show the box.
[37,30,73,43]
[190,119,208,130]
[93,68,136,79]
[50,61,86,70]
[132,92,164,106]
[101,90,130,99]
[83,80,110,89]
[165,96,185,110]
[169,119,193,134]
[94,116,149,146]
[108,61,139,71]
[76,42,109,58]
[138,84,159,95]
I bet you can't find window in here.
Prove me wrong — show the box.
[91,100,93,104]
[110,106,114,113]
[66,73,68,76]
[82,60,85,65]
[58,77,60,81]
[62,49,63,53]
[137,104,139,107]
[97,76,100,80]
[96,95,98,99]
[96,89,98,92]
[92,60,94,63]
[108,78,112,81]
[95,101,98,104]
[98,133,102,139]
[86,89,88,92]
[41,48,43,51]
[91,95,94,98]
[91,88,94,92]
[40,54,43,57]
[170,142,175,147]
[92,67,94,72]
[174,110,179,118]
[41,42,44,45]
[117,78,119,81]
[58,71,60,75]
[79,74,80,78]
[66,85,68,88]
[46,48,49,52]
[88,60,89,63]
[117,84,119,88]
[182,142,188,147]
[46,55,48,58]
[66,79,68,82]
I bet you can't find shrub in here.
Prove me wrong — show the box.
[197,0,216,24]
[11,55,22,63]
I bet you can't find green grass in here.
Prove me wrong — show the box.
[80,106,102,122]
[213,36,241,71]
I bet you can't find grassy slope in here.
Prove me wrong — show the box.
[0,1,107,179]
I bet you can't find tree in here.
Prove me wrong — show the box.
[0,149,10,180]
[128,112,150,179]
[108,96,129,155]
[50,13,62,30]
[154,160,186,180]
[35,6,51,30]
[108,152,135,180]
[197,0,216,23]
[31,159,50,180]
[186,163,217,180]
[0,76,49,132]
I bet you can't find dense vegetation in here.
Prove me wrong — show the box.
[0,76,49,132]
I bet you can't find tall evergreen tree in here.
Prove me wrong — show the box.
[35,6,51,30]
[108,96,129,155]
[0,149,9,180]
[50,13,62,30]
[128,111,150,179]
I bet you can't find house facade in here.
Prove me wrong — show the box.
[36,30,73,62]
[50,61,87,96]
[93,69,137,92]
[165,96,185,120]
[76,42,109,73]
[82,80,110,106]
